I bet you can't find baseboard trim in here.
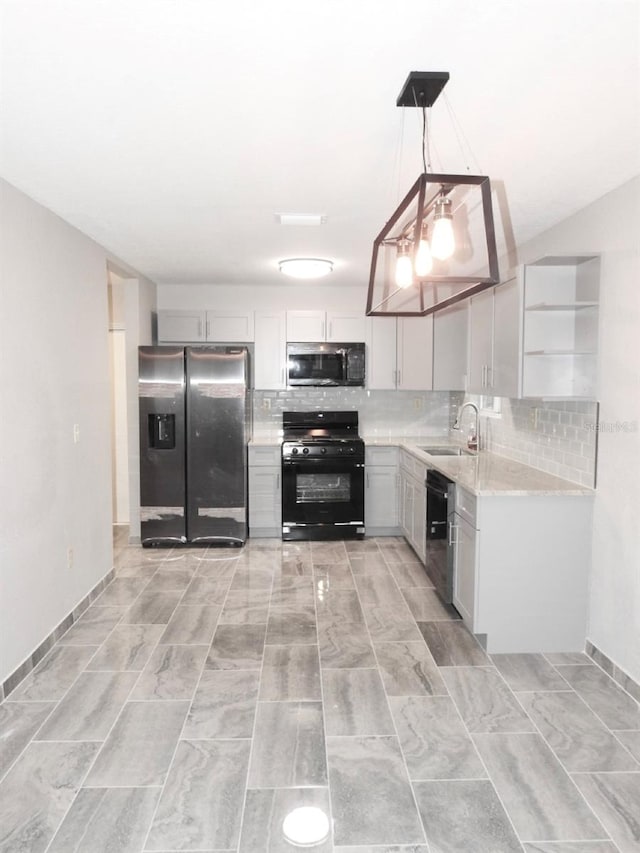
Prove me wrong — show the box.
[586,640,640,704]
[1,566,116,702]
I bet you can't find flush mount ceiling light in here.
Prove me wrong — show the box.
[366,71,499,317]
[279,258,334,279]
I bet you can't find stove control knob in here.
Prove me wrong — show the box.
[349,446,355,453]
[291,447,298,455]
[321,447,327,454]
[302,447,310,455]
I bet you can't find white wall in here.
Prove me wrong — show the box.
[0,180,156,683]
[507,176,640,683]
[158,282,367,313]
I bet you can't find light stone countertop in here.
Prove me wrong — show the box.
[373,436,593,497]
[250,433,593,496]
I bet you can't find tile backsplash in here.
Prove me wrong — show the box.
[253,389,598,487]
[451,394,598,487]
[253,389,451,439]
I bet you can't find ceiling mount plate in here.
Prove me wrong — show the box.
[396,71,450,108]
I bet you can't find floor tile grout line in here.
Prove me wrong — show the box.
[40,644,148,853]
[348,541,431,850]
[139,541,249,853]
[482,663,613,843]
[310,545,337,851]
[512,683,640,773]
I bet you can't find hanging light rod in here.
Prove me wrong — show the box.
[396,71,450,108]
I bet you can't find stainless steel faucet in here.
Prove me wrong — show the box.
[454,401,480,451]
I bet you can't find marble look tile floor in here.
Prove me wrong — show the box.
[1,533,639,852]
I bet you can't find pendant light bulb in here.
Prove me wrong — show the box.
[431,194,455,260]
[414,222,433,276]
[395,240,413,288]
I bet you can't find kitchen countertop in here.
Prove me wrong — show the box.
[250,433,593,496]
[370,436,593,497]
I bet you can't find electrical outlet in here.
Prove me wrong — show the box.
[262,398,271,410]
[529,407,538,430]
[73,423,80,443]
[413,397,424,411]
[67,547,74,569]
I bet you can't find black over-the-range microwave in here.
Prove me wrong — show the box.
[286,342,366,387]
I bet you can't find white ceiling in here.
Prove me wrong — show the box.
[1,0,639,287]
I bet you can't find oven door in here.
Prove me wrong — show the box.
[282,456,365,538]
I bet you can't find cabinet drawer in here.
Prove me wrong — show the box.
[249,446,281,466]
[455,487,477,527]
[365,446,398,466]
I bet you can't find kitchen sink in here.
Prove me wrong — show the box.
[418,446,475,456]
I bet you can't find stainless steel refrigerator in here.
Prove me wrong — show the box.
[138,345,250,547]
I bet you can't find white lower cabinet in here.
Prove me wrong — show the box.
[399,450,427,563]
[452,491,593,653]
[452,514,477,626]
[365,446,399,535]
[248,446,281,537]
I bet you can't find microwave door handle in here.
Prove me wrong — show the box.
[338,348,348,381]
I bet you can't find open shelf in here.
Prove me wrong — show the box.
[525,349,596,356]
[526,302,599,311]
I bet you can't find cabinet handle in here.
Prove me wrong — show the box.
[486,365,493,388]
[397,369,402,387]
[366,473,370,488]
[328,322,333,339]
[322,321,325,339]
[206,319,210,339]
[281,367,285,385]
[198,319,203,338]
[448,521,459,546]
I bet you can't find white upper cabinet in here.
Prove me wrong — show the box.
[157,309,253,342]
[254,312,286,390]
[286,310,325,342]
[326,313,366,342]
[366,317,397,389]
[366,316,433,391]
[286,310,366,342]
[205,311,254,342]
[433,301,469,391]
[468,288,494,393]
[157,309,206,342]
[397,316,434,391]
[467,279,521,398]
[492,278,522,398]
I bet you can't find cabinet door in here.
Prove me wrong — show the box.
[492,278,521,398]
[365,468,398,529]
[412,479,427,563]
[254,312,286,389]
[399,470,412,541]
[453,513,477,628]
[157,310,206,342]
[327,313,366,342]
[206,311,254,342]
[248,467,281,533]
[286,311,326,342]
[468,289,493,392]
[397,317,433,391]
[366,317,397,390]
[433,301,469,391]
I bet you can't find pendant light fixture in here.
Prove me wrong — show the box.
[366,72,499,317]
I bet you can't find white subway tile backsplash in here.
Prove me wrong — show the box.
[253,389,597,487]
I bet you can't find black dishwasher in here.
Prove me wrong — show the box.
[425,469,456,603]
